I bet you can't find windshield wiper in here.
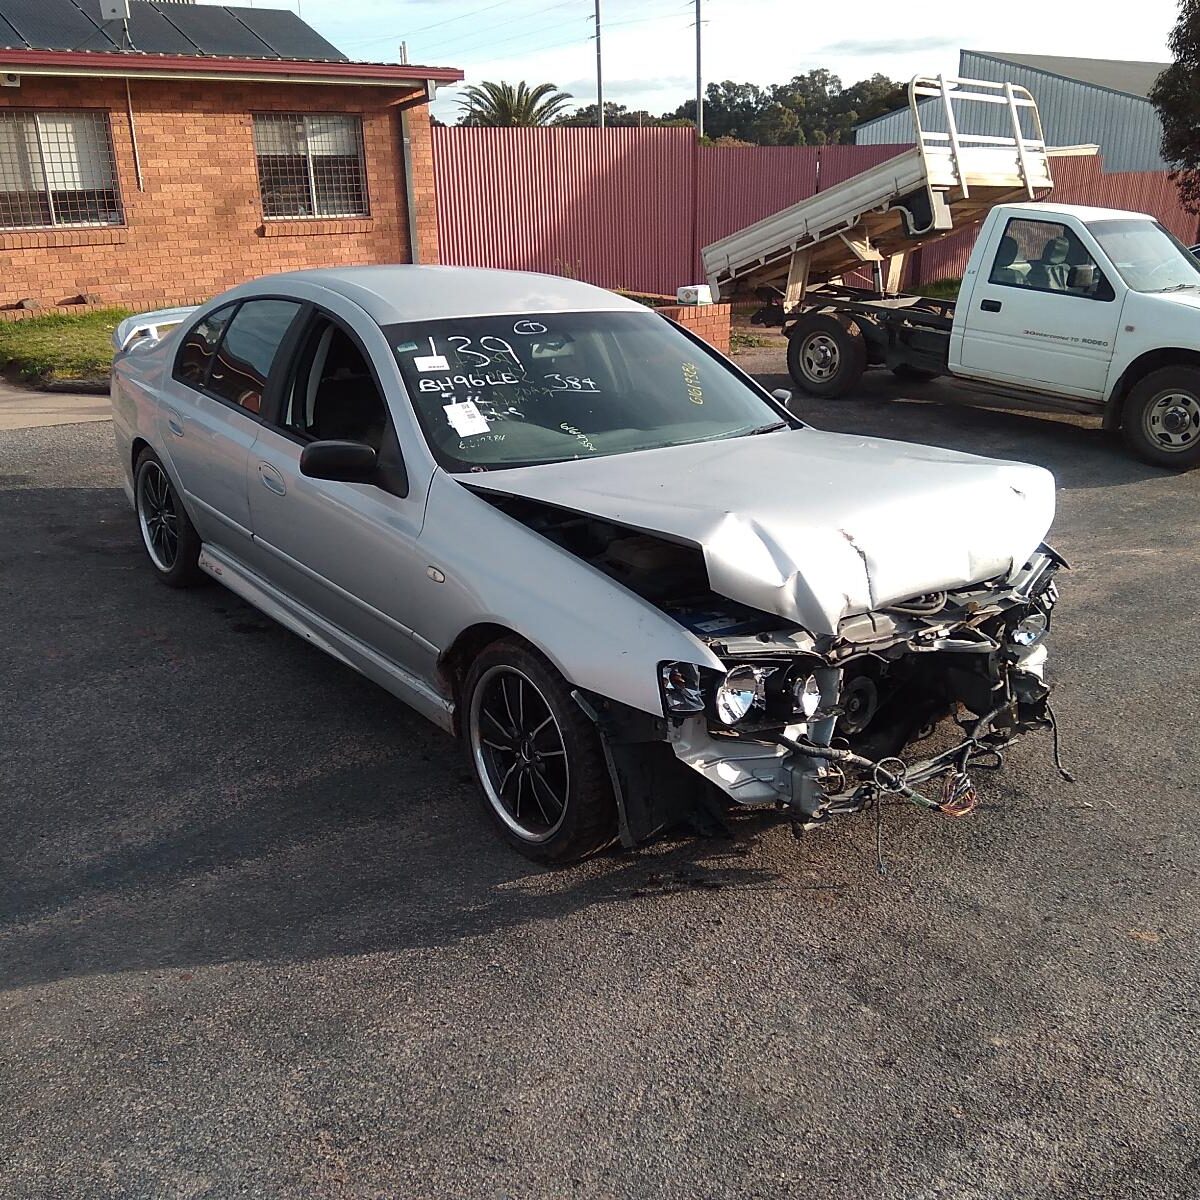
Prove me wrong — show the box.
[745,421,790,435]
[1156,282,1200,293]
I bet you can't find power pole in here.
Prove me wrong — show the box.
[694,0,703,139]
[594,0,604,129]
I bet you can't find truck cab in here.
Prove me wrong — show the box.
[950,202,1200,464]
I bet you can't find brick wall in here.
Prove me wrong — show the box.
[658,302,731,354]
[0,74,439,310]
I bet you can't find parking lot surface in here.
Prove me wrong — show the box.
[2,363,1199,1199]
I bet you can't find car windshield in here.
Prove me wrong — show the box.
[1087,218,1200,293]
[385,310,792,472]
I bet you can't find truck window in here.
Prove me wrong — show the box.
[988,218,1111,301]
[1087,218,1200,294]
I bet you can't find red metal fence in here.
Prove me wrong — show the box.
[432,127,1200,295]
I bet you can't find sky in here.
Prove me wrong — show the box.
[262,0,1182,122]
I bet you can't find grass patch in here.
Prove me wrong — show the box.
[730,329,773,352]
[616,289,673,308]
[911,277,961,300]
[0,307,132,386]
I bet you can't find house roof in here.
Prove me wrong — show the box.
[0,0,463,85]
[966,50,1169,100]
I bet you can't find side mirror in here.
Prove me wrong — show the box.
[771,388,793,405]
[299,439,378,483]
[1068,263,1095,290]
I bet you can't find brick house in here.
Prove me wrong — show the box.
[0,0,461,312]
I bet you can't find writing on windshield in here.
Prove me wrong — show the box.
[387,310,788,472]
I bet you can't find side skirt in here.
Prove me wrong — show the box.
[198,544,455,733]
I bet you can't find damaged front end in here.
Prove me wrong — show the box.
[655,545,1067,835]
[472,484,1066,849]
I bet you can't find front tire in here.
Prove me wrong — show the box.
[1122,367,1200,468]
[134,447,203,587]
[463,639,617,864]
[786,313,867,397]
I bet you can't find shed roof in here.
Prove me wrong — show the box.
[967,50,1169,100]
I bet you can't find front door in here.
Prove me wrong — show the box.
[246,311,437,681]
[955,215,1123,401]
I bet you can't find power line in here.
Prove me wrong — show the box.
[339,0,515,47]
[423,8,589,61]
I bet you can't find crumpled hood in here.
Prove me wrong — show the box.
[470,428,1056,635]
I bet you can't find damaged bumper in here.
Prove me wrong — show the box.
[582,546,1065,846]
[668,546,1064,829]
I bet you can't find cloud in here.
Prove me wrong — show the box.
[819,35,962,56]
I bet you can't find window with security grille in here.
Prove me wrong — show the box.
[253,113,369,220]
[0,110,123,230]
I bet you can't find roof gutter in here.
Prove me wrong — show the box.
[0,49,464,88]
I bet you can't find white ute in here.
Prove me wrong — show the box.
[704,75,1200,468]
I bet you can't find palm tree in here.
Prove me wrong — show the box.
[457,81,574,127]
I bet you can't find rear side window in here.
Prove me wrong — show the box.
[206,299,303,414]
[174,304,235,387]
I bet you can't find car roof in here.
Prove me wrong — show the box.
[246,265,649,325]
[1004,202,1153,223]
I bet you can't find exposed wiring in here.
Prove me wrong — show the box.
[1045,699,1076,783]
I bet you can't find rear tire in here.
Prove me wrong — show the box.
[1122,366,1200,469]
[134,447,204,587]
[463,639,618,864]
[786,313,867,397]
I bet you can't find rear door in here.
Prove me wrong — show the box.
[954,215,1123,400]
[161,298,303,560]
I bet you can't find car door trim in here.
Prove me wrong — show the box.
[198,543,453,730]
[249,528,441,657]
[184,490,253,540]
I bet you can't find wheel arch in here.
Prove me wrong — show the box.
[438,622,536,735]
[131,435,151,477]
[1104,348,1200,430]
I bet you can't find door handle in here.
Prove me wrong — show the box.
[166,411,184,437]
[258,462,287,497]
[980,299,1002,313]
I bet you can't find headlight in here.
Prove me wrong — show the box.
[793,674,822,718]
[715,664,768,725]
[1010,610,1048,647]
[660,662,705,715]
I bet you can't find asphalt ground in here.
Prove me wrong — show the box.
[2,361,1199,1199]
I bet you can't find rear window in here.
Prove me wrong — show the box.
[206,299,303,414]
[174,304,235,388]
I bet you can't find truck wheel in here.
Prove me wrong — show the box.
[787,314,866,397]
[1122,367,1200,468]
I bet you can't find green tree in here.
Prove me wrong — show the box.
[457,81,573,127]
[554,102,661,127]
[1150,0,1200,211]
[663,71,903,146]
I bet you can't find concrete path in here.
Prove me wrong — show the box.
[0,380,111,431]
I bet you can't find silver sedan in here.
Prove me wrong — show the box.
[111,266,1065,863]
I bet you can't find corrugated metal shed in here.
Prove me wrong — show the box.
[855,49,1170,172]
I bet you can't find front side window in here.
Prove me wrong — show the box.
[387,311,790,473]
[0,109,122,230]
[1087,218,1200,294]
[206,299,303,414]
[988,218,1111,300]
[252,113,369,219]
[282,318,389,452]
